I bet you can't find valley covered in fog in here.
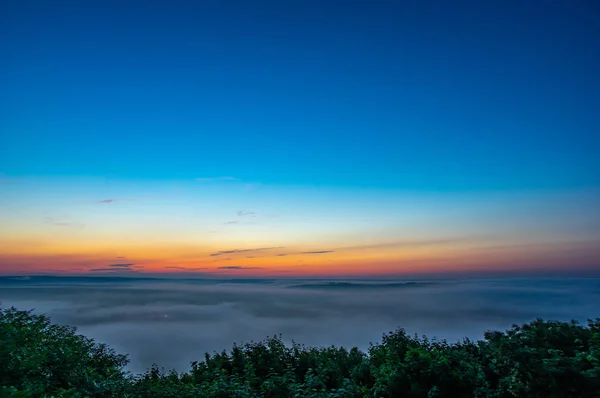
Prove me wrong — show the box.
[1,276,599,374]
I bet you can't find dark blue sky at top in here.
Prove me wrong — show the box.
[1,0,599,191]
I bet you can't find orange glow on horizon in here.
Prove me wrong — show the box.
[2,237,598,277]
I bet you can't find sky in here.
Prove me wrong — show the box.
[1,0,599,277]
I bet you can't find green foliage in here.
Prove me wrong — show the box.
[0,307,129,397]
[1,306,599,397]
[480,318,600,397]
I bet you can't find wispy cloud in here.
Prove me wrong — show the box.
[164,266,209,270]
[88,263,139,272]
[96,194,178,204]
[237,211,255,216]
[88,267,139,273]
[217,266,262,270]
[267,238,487,259]
[97,197,139,204]
[195,176,239,182]
[223,220,260,226]
[338,237,489,252]
[44,217,85,228]
[210,247,284,257]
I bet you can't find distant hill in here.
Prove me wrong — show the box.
[288,281,438,289]
[0,275,277,286]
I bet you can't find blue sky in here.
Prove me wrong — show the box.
[2,0,599,189]
[1,1,599,276]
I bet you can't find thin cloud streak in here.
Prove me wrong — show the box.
[262,237,488,259]
[88,268,140,273]
[237,211,255,216]
[210,247,284,257]
[97,198,137,204]
[44,217,84,228]
[95,195,173,204]
[195,176,239,182]
[223,221,260,226]
[338,237,490,252]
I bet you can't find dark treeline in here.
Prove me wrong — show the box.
[1,307,599,397]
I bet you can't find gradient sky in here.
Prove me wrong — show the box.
[1,0,599,277]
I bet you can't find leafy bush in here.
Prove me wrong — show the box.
[1,306,598,397]
[0,307,129,397]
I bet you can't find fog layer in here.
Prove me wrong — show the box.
[1,277,599,373]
